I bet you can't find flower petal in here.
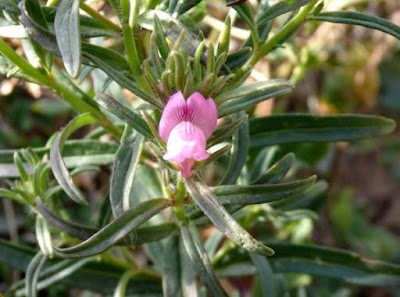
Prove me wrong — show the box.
[163,121,209,164]
[186,92,218,139]
[158,91,186,142]
[180,158,196,178]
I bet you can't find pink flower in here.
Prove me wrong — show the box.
[158,91,218,178]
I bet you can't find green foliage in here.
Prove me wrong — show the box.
[0,0,399,296]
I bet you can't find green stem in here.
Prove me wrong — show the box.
[250,0,318,65]
[49,68,122,139]
[80,3,121,32]
[0,39,49,85]
[0,39,121,138]
[120,0,142,76]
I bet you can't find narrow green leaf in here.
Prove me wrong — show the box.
[249,253,275,297]
[87,55,162,109]
[21,148,40,167]
[220,112,248,185]
[36,197,176,244]
[0,188,23,203]
[0,239,162,295]
[185,175,274,256]
[163,234,183,297]
[0,140,118,165]
[110,125,144,218]
[13,152,28,182]
[13,257,95,295]
[218,65,252,96]
[269,243,400,286]
[94,93,153,139]
[53,198,172,258]
[180,0,202,14]
[208,115,244,147]
[217,80,293,117]
[20,0,129,71]
[249,114,396,148]
[153,14,170,61]
[36,196,97,240]
[0,0,20,21]
[25,252,46,297]
[248,147,277,183]
[215,242,400,287]
[214,176,316,205]
[55,0,81,77]
[310,11,400,40]
[136,223,177,245]
[258,0,314,26]
[271,180,327,210]
[19,0,60,55]
[251,153,295,185]
[138,10,204,62]
[180,236,198,297]
[181,223,228,297]
[113,270,137,297]
[50,113,102,205]
[225,47,252,70]
[205,229,224,260]
[217,16,231,56]
[81,43,130,71]
[228,2,257,45]
[35,215,54,258]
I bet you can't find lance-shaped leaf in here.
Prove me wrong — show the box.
[0,239,162,294]
[19,0,129,71]
[227,1,257,43]
[35,215,53,258]
[113,270,140,297]
[36,197,97,240]
[181,223,228,297]
[219,112,248,185]
[269,243,400,286]
[94,93,153,139]
[87,55,162,109]
[249,114,396,149]
[207,115,247,149]
[180,235,198,297]
[249,253,276,297]
[25,252,46,297]
[0,140,118,165]
[19,0,60,54]
[251,153,295,185]
[0,0,20,21]
[217,80,293,117]
[12,257,95,295]
[50,113,104,205]
[138,10,205,63]
[225,47,252,70]
[271,180,328,210]
[110,125,144,218]
[214,176,316,205]
[36,197,176,244]
[310,11,400,40]
[54,0,81,77]
[162,234,183,297]
[258,0,314,26]
[42,6,118,38]
[217,243,400,286]
[185,175,274,256]
[53,198,172,258]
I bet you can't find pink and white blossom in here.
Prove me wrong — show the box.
[158,91,218,178]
